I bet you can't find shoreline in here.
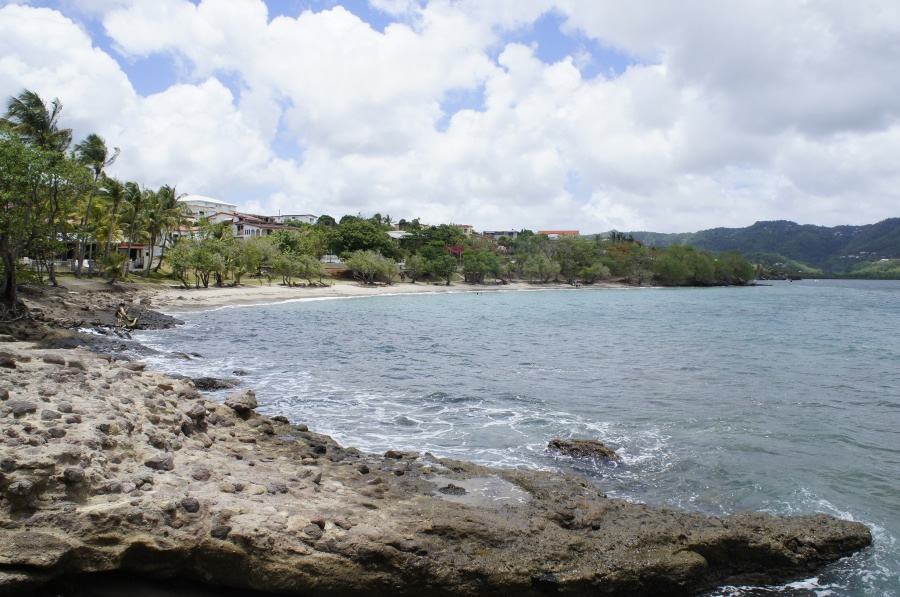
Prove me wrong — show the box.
[0,277,875,595]
[144,281,644,315]
[149,279,636,314]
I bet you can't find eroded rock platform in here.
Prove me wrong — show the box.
[0,346,872,595]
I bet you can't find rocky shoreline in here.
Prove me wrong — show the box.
[0,281,874,595]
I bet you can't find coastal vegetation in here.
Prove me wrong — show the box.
[0,89,186,311]
[2,88,761,311]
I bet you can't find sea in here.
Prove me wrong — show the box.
[135,279,899,596]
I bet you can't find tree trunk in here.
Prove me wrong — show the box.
[153,231,168,273]
[1,251,18,310]
[103,198,121,279]
[76,186,97,278]
[125,218,138,276]
[144,232,156,277]
[87,236,95,277]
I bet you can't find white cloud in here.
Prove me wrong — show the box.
[1,0,898,233]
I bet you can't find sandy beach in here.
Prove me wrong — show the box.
[150,279,631,313]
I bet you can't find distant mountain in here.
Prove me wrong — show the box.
[614,218,900,274]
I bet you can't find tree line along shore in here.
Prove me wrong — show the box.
[2,89,757,318]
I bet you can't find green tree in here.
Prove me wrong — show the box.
[2,90,78,288]
[152,184,186,272]
[141,185,184,276]
[102,252,126,285]
[462,248,503,284]
[272,252,301,286]
[1,97,90,308]
[1,90,72,151]
[427,253,457,285]
[166,238,193,288]
[315,214,337,228]
[579,262,610,284]
[121,182,145,274]
[523,252,561,283]
[715,250,755,283]
[333,218,400,259]
[296,253,326,285]
[99,176,126,265]
[73,133,119,277]
[404,253,426,283]
[344,250,384,284]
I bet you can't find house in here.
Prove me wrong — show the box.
[178,195,238,219]
[208,211,300,238]
[538,230,579,240]
[483,230,519,240]
[456,224,474,236]
[273,214,318,225]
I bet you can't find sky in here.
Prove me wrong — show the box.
[1,0,899,233]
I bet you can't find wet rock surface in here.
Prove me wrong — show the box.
[0,346,873,596]
[548,438,621,460]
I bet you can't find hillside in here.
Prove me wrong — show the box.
[617,218,900,275]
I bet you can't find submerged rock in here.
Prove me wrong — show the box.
[548,437,620,460]
[0,347,872,596]
[191,376,240,391]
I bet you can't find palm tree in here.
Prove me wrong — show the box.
[152,184,187,273]
[122,182,144,273]
[99,176,126,265]
[74,134,119,277]
[142,187,183,276]
[2,89,74,289]
[1,90,72,152]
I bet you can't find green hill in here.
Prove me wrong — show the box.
[604,218,900,277]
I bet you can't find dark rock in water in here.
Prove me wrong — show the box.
[438,483,467,496]
[192,377,240,391]
[233,369,248,376]
[548,438,620,460]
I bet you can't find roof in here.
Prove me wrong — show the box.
[538,230,580,235]
[178,194,238,208]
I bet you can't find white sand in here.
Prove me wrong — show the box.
[151,279,628,313]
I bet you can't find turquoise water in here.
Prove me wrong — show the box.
[137,280,899,595]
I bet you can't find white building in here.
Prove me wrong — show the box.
[483,230,519,240]
[178,195,238,219]
[273,214,318,225]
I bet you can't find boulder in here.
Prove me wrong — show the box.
[224,389,257,413]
